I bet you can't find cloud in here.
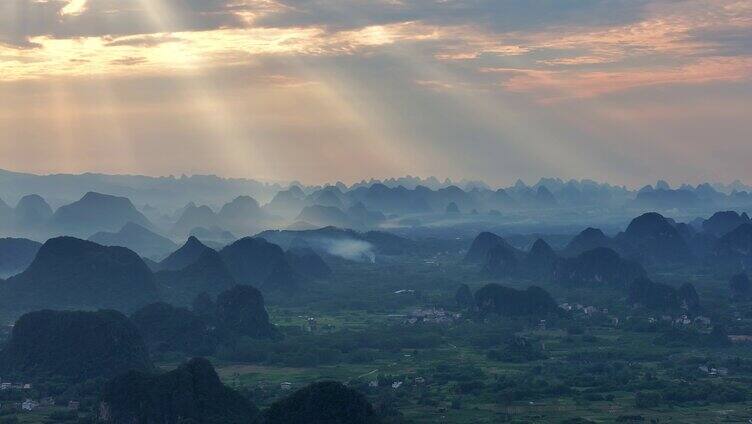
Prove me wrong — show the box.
[105,34,183,48]
[317,237,376,262]
[111,56,149,66]
[485,56,752,102]
[1,0,752,188]
[0,0,251,47]
[61,0,88,17]
[254,0,651,32]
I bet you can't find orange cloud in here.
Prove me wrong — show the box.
[485,56,752,102]
[469,0,752,100]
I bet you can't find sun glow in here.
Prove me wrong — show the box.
[61,0,88,17]
[1,0,751,184]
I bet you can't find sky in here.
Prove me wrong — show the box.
[0,0,750,187]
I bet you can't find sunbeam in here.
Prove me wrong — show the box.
[61,0,88,17]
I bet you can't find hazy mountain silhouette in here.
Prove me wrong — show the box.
[702,211,750,237]
[563,228,614,257]
[0,168,283,214]
[615,212,694,266]
[286,247,332,279]
[215,285,278,339]
[131,302,216,355]
[0,197,13,232]
[445,201,460,214]
[296,205,352,228]
[730,273,751,301]
[465,232,514,263]
[220,237,292,287]
[3,169,751,224]
[217,195,266,233]
[173,203,218,237]
[100,358,258,424]
[348,183,431,214]
[711,223,752,270]
[435,185,475,211]
[535,186,557,207]
[13,194,53,233]
[262,381,378,424]
[0,237,41,277]
[89,222,177,259]
[1,237,158,312]
[490,188,515,209]
[0,309,151,381]
[554,247,646,287]
[521,239,559,278]
[260,259,298,292]
[49,192,153,237]
[633,188,701,209]
[346,201,386,228]
[310,187,346,209]
[189,226,236,246]
[483,242,524,277]
[264,186,306,218]
[158,236,213,271]
[628,278,700,312]
[155,249,236,305]
[475,284,560,317]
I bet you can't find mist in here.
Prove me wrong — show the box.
[317,238,376,263]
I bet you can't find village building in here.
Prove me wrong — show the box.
[306,317,317,333]
[22,399,38,411]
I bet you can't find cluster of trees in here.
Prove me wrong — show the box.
[0,310,151,383]
[100,358,259,424]
[473,284,561,318]
[635,381,748,407]
[487,336,546,363]
[100,358,382,424]
[217,323,444,367]
[132,285,279,358]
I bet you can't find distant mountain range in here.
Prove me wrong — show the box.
[0,238,41,277]
[2,167,750,219]
[0,168,283,210]
[0,309,151,382]
[0,237,159,312]
[100,358,258,424]
[90,222,177,259]
[2,205,752,318]
[460,209,752,311]
[0,230,331,316]
[2,169,752,244]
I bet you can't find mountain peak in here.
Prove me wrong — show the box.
[625,212,674,237]
[4,237,157,311]
[159,236,212,271]
[50,192,152,237]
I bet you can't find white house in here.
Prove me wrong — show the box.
[22,399,38,411]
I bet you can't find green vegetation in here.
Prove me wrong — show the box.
[262,381,379,424]
[5,229,752,423]
[0,310,151,383]
[100,358,258,424]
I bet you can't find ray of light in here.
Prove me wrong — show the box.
[61,0,88,17]
[130,0,268,179]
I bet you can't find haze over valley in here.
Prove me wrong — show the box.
[2,0,752,423]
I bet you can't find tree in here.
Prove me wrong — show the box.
[454,284,474,310]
